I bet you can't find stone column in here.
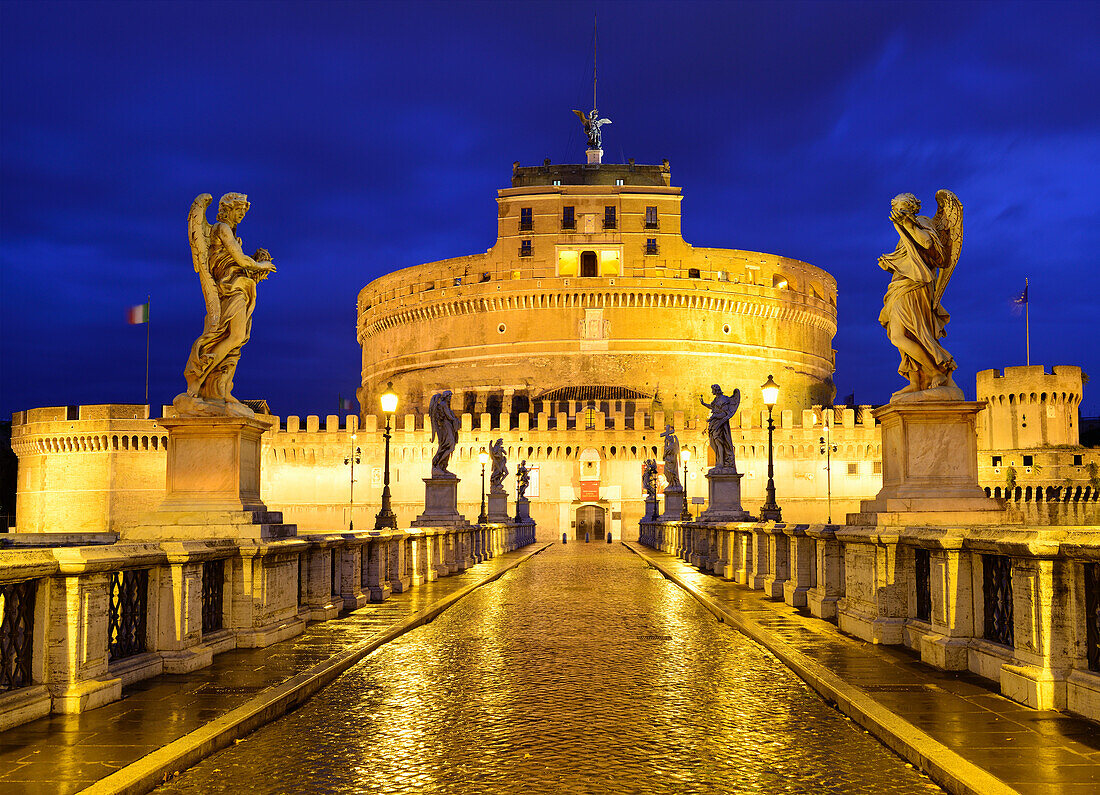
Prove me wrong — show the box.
[46,572,121,713]
[1001,553,1071,710]
[751,527,770,590]
[762,525,789,600]
[783,526,813,608]
[805,527,842,620]
[918,538,974,670]
[365,538,392,602]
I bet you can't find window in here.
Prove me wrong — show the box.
[519,207,532,231]
[480,272,491,283]
[1023,455,1034,467]
[645,239,658,255]
[1074,454,1084,466]
[688,268,701,279]
[645,206,658,228]
[873,460,883,474]
[992,455,1002,467]
[717,271,729,282]
[519,240,532,257]
[604,206,617,229]
[552,179,561,186]
[580,251,597,277]
[562,206,575,230]
[453,277,462,286]
[847,462,859,475]
[615,178,624,186]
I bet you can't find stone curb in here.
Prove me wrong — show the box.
[623,542,1019,795]
[78,542,554,795]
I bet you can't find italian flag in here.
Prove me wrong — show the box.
[127,302,149,324]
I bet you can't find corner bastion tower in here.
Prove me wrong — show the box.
[357,158,838,423]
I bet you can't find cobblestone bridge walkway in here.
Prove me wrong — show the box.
[160,543,942,794]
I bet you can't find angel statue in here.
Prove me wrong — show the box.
[660,424,682,491]
[572,108,611,150]
[428,391,460,478]
[516,460,530,500]
[700,384,740,472]
[642,459,659,500]
[878,190,964,401]
[176,193,276,417]
[489,438,508,494]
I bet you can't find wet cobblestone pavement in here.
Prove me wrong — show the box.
[160,543,943,794]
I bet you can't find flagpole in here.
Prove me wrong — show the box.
[1024,277,1030,367]
[144,294,151,407]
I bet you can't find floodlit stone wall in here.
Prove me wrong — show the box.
[12,403,883,535]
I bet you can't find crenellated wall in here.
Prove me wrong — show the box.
[976,366,1083,449]
[13,403,882,535]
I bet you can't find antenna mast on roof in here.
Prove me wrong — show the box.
[572,14,611,163]
[593,13,597,111]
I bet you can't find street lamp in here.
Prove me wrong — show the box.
[374,382,398,530]
[344,433,360,531]
[680,448,692,521]
[819,410,838,524]
[759,374,782,522]
[478,449,489,524]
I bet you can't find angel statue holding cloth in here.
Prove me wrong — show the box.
[878,190,964,402]
[175,192,276,417]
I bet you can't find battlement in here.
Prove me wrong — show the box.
[511,159,671,188]
[977,365,1084,398]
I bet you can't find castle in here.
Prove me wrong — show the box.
[9,163,1097,537]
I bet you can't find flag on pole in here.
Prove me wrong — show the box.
[127,302,150,324]
[1014,284,1028,305]
[338,396,356,411]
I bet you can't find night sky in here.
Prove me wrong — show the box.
[2,0,1098,420]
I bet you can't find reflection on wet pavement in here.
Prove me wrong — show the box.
[160,543,942,793]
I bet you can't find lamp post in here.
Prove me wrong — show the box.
[759,374,782,522]
[344,433,360,531]
[680,448,692,521]
[478,449,489,524]
[819,411,838,524]
[374,382,398,530]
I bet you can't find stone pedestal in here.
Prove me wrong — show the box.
[852,400,1007,526]
[487,490,510,523]
[515,496,531,522]
[698,470,750,523]
[660,486,685,521]
[586,148,603,165]
[412,477,470,527]
[644,495,658,521]
[124,416,295,541]
[160,416,268,512]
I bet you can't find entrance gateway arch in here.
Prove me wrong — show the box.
[575,503,606,540]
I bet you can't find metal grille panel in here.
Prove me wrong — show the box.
[202,559,225,634]
[983,554,1014,647]
[915,548,931,622]
[108,569,148,662]
[0,579,36,691]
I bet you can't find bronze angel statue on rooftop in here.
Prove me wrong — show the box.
[175,193,276,417]
[878,190,964,402]
[572,108,611,150]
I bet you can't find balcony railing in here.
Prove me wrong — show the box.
[108,569,148,662]
[0,579,36,692]
[202,559,225,634]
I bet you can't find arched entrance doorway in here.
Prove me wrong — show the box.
[580,250,598,277]
[576,504,606,540]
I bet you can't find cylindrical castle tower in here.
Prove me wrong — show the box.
[976,365,1083,449]
[357,160,837,419]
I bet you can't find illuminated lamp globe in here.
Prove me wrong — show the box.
[761,374,780,408]
[681,449,690,464]
[479,450,489,465]
[380,382,398,414]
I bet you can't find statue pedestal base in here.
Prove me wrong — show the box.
[487,491,510,523]
[586,148,603,165]
[412,477,470,527]
[159,416,267,512]
[515,496,531,522]
[851,400,1010,526]
[644,495,658,521]
[698,470,750,523]
[122,415,296,541]
[660,487,685,521]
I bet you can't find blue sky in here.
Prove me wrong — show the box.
[2,0,1098,418]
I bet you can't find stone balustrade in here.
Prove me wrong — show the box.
[639,517,1100,722]
[0,520,536,732]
